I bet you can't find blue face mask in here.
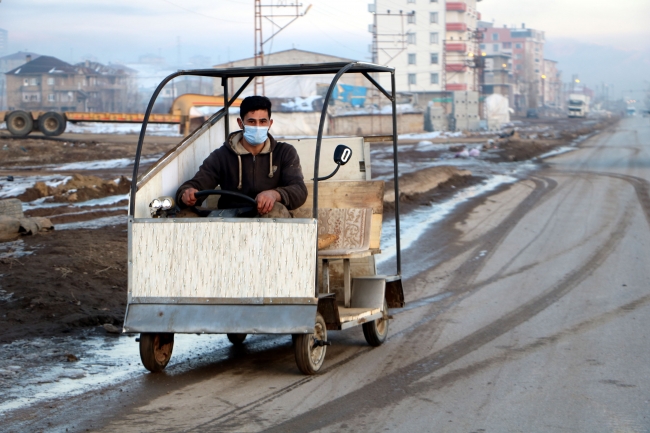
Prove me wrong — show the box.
[243,125,269,146]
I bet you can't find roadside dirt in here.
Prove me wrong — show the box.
[0,225,127,343]
[0,132,179,168]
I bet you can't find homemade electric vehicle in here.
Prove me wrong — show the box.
[124,62,404,374]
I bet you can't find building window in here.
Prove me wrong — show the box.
[430,52,439,64]
[515,53,522,59]
[407,13,416,24]
[430,0,438,2]
[430,12,438,23]
[408,53,416,65]
[407,32,417,44]
[407,0,415,3]
[48,94,55,102]
[408,73,417,85]
[492,33,499,41]
[516,64,523,70]
[430,32,439,44]
[535,58,540,62]
[493,44,499,51]
[47,77,55,85]
[479,44,486,50]
[430,73,439,84]
[503,42,512,49]
[515,43,522,48]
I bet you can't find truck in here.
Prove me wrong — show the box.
[568,94,590,118]
[1,94,241,138]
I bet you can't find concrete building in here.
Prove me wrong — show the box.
[0,51,40,110]
[370,0,446,94]
[370,1,482,95]
[213,48,363,99]
[481,52,513,102]
[479,22,545,114]
[6,55,135,112]
[444,0,483,92]
[542,59,562,109]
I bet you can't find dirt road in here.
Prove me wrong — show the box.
[4,117,649,431]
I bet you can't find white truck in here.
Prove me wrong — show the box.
[568,94,590,118]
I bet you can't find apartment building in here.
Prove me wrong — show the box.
[6,55,135,112]
[444,0,482,92]
[478,22,545,113]
[370,0,446,95]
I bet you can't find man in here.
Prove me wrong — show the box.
[176,95,307,216]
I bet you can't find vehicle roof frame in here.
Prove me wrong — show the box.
[129,61,402,282]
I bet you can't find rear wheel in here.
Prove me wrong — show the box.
[37,112,66,136]
[139,333,174,372]
[294,313,327,375]
[362,300,389,347]
[6,110,34,137]
[226,333,247,345]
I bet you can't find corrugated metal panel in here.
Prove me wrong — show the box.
[130,219,317,299]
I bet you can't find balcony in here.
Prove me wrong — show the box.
[446,43,467,52]
[446,23,468,32]
[446,83,468,91]
[446,63,467,72]
[446,2,467,12]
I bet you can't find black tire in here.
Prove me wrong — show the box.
[294,313,327,375]
[37,112,66,136]
[6,110,34,137]
[226,333,247,345]
[362,300,389,347]
[139,333,174,372]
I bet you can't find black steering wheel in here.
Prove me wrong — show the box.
[194,189,258,207]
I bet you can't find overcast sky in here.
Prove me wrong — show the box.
[1,0,648,95]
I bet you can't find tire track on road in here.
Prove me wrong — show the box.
[254,201,633,433]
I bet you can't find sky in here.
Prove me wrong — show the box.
[1,0,648,99]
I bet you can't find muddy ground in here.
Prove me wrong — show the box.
[0,117,618,343]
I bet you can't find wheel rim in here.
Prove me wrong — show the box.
[44,117,58,131]
[12,117,25,129]
[310,322,326,366]
[375,316,387,336]
[153,334,173,364]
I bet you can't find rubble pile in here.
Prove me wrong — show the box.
[0,199,53,240]
[18,174,131,203]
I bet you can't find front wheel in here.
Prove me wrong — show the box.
[226,333,247,345]
[139,333,174,372]
[294,313,327,375]
[362,300,389,347]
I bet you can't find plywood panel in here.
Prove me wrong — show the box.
[131,220,317,299]
[300,181,384,214]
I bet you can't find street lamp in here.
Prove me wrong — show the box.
[541,74,546,107]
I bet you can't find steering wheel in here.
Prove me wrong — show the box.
[194,189,258,207]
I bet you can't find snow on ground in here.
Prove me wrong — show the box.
[66,122,181,137]
[398,131,464,140]
[48,153,162,171]
[0,175,72,199]
[56,214,127,230]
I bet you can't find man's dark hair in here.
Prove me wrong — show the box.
[240,95,272,119]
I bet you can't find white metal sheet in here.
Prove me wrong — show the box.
[130,220,317,299]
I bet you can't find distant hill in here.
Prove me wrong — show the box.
[545,38,649,99]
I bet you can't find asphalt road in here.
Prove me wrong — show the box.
[6,117,650,432]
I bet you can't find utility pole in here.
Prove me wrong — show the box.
[369,8,414,65]
[254,1,311,95]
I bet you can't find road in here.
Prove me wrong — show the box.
[6,117,650,432]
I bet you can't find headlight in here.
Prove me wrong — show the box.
[150,198,162,210]
[161,197,175,210]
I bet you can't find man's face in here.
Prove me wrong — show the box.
[237,109,273,130]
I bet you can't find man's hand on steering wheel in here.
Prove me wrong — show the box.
[256,190,281,215]
[181,187,199,206]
